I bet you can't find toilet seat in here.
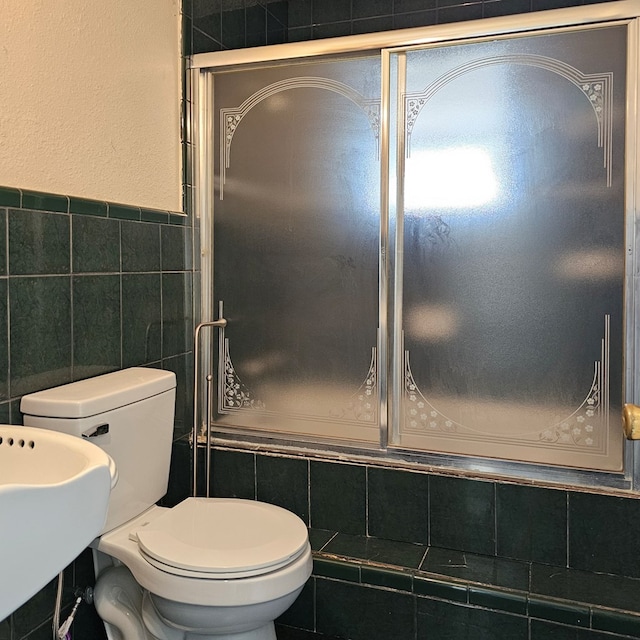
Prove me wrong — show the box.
[131,498,309,579]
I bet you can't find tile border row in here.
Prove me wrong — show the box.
[312,554,640,637]
[0,186,187,225]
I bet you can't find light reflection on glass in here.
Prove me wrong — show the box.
[405,146,499,212]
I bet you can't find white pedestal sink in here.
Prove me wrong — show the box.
[0,425,117,621]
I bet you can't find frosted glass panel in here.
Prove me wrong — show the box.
[212,56,380,442]
[393,26,626,470]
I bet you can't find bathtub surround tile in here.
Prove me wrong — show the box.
[496,484,567,566]
[0,210,6,276]
[529,619,613,640]
[569,492,640,578]
[256,454,309,524]
[352,0,393,19]
[368,466,429,543]
[316,578,415,640]
[468,586,527,615]
[429,475,496,555]
[0,187,20,208]
[310,461,366,535]
[121,220,161,272]
[10,276,72,397]
[276,578,315,632]
[68,196,108,217]
[162,272,193,358]
[108,203,141,221]
[413,575,468,602]
[0,280,7,400]
[122,273,162,366]
[162,352,194,439]
[161,224,192,272]
[416,598,528,640]
[72,275,121,378]
[308,529,336,551]
[72,215,120,274]
[528,597,590,627]
[421,547,529,591]
[531,564,640,614]
[210,448,256,499]
[9,210,70,275]
[592,609,640,637]
[323,533,426,569]
[21,191,68,213]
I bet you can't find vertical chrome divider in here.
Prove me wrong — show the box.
[192,68,216,497]
[625,17,640,488]
[388,51,407,448]
[380,50,391,449]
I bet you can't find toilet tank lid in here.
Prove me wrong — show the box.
[20,368,176,419]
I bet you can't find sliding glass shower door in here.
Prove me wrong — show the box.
[211,55,381,443]
[390,25,626,471]
[205,21,628,472]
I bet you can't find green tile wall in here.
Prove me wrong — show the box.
[1,187,192,639]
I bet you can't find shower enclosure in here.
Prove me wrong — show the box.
[191,1,640,488]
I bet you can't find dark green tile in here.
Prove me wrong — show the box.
[530,619,614,640]
[0,187,20,208]
[122,273,162,366]
[209,448,255,499]
[361,566,413,591]
[72,275,121,378]
[72,215,120,273]
[68,197,107,217]
[162,353,193,440]
[310,461,366,535]
[417,598,528,640]
[161,224,192,271]
[256,454,309,524]
[0,211,5,276]
[592,609,640,637]
[121,221,161,272]
[429,475,495,555]
[0,616,9,640]
[308,528,336,551]
[528,597,590,627]
[0,401,9,424]
[141,208,169,224]
[108,203,140,221]
[162,272,192,357]
[497,484,567,566]
[316,577,415,640]
[9,276,72,396]
[9,210,70,275]
[277,577,315,631]
[569,492,640,578]
[161,438,192,508]
[413,576,468,602]
[313,558,360,582]
[323,533,426,569]
[469,586,527,615]
[21,191,68,213]
[0,279,7,400]
[422,547,529,591]
[531,564,640,614]
[169,212,189,226]
[368,466,429,544]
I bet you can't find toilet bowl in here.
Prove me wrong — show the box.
[21,368,312,640]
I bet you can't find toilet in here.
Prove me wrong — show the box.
[20,367,312,640]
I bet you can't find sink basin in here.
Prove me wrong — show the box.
[0,425,117,620]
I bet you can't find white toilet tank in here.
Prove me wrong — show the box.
[21,368,177,534]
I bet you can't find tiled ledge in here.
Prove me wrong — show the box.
[309,529,640,638]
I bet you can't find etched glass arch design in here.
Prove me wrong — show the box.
[219,76,381,198]
[404,55,614,185]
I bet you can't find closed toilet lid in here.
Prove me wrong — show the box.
[132,498,309,578]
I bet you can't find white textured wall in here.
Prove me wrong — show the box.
[0,0,182,212]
